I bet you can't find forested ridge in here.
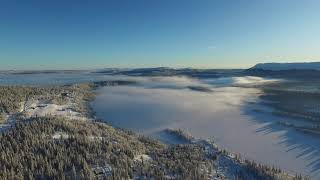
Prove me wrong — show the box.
[0,117,213,179]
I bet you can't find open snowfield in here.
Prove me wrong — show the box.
[24,102,85,120]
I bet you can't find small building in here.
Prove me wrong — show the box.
[92,163,113,179]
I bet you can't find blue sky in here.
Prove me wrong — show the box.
[0,0,319,70]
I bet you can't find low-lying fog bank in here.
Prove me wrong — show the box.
[1,72,319,178]
[92,76,320,179]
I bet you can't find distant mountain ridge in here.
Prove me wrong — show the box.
[95,67,242,78]
[250,62,320,71]
[246,62,320,80]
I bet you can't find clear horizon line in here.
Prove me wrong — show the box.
[0,66,247,72]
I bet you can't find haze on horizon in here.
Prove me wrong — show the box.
[0,0,320,70]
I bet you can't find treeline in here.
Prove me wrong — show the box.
[241,160,308,180]
[0,117,212,179]
[226,152,309,180]
[261,89,320,122]
[163,128,195,142]
[134,136,212,179]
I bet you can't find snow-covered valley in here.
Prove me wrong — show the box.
[92,75,320,179]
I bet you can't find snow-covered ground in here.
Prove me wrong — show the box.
[92,76,319,179]
[23,100,87,120]
[134,154,152,163]
[52,132,70,140]
[0,92,89,133]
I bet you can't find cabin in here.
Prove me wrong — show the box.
[91,164,113,179]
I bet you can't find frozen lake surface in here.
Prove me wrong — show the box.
[92,76,320,179]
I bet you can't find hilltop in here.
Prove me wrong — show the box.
[245,62,320,79]
[250,62,320,71]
